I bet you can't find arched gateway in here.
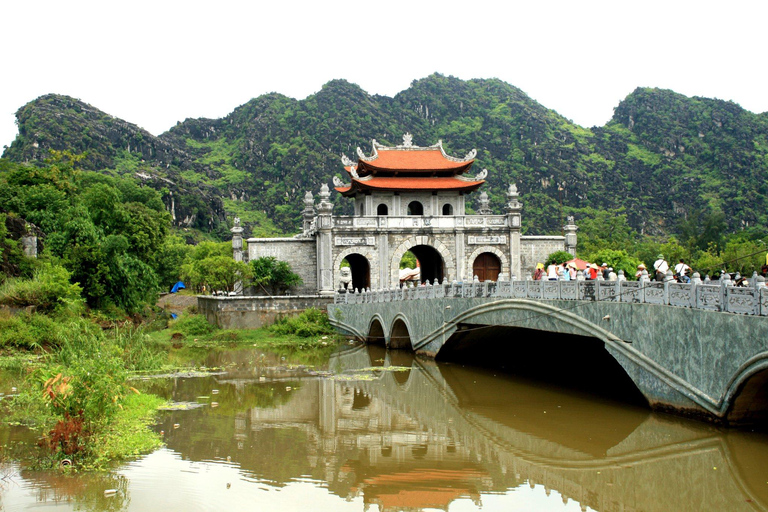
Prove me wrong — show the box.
[238,134,578,295]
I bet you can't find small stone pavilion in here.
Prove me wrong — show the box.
[234,135,577,295]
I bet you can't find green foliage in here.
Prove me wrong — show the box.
[269,308,334,338]
[399,251,418,269]
[0,262,83,314]
[586,249,643,280]
[544,251,573,266]
[0,213,35,282]
[182,255,251,293]
[170,314,217,336]
[0,312,72,350]
[249,256,302,295]
[0,157,175,314]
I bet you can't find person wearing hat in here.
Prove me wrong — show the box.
[601,263,610,280]
[533,262,545,281]
[653,254,669,282]
[635,263,647,279]
[588,263,599,280]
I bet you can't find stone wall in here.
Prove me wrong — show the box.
[198,295,334,330]
[520,236,566,278]
[246,238,317,295]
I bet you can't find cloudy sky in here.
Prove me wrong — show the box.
[1,0,766,150]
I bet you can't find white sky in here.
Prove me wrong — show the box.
[1,0,766,150]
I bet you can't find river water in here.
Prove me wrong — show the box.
[2,342,768,512]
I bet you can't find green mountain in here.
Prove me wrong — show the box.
[4,74,768,238]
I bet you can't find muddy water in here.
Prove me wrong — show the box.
[2,343,768,512]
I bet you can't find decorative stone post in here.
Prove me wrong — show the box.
[564,216,578,256]
[231,217,244,295]
[21,223,38,259]
[302,191,315,236]
[505,184,523,279]
[316,184,335,296]
[231,217,244,262]
[476,191,492,215]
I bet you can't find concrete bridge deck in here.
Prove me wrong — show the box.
[328,279,768,425]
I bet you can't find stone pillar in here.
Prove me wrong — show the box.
[564,216,578,256]
[21,234,38,258]
[506,184,523,279]
[316,184,335,296]
[231,217,245,295]
[302,191,315,236]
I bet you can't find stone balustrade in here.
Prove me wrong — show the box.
[334,271,768,316]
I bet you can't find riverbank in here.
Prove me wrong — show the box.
[0,307,344,470]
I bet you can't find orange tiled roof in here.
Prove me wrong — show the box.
[360,147,472,172]
[335,176,484,196]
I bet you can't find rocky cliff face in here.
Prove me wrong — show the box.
[4,94,226,231]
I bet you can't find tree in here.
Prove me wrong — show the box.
[249,257,302,295]
[182,256,251,293]
[545,250,572,267]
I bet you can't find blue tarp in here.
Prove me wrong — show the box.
[170,281,186,293]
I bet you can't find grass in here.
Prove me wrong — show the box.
[87,393,165,469]
[0,306,346,469]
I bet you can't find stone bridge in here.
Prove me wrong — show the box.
[328,277,768,425]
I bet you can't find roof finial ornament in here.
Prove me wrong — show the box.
[341,154,355,167]
[332,176,344,187]
[350,167,360,180]
[402,132,413,147]
[476,169,488,180]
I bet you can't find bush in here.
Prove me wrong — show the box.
[0,262,83,314]
[270,308,334,338]
[0,312,72,350]
[544,250,573,267]
[170,314,217,336]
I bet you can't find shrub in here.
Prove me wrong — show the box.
[544,250,573,267]
[170,314,217,336]
[0,262,83,314]
[270,308,334,338]
[0,312,71,350]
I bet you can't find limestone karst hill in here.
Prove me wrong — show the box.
[4,74,768,237]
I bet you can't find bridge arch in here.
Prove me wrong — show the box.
[390,315,415,351]
[335,247,378,291]
[367,316,387,346]
[390,237,455,287]
[722,354,768,426]
[467,246,508,281]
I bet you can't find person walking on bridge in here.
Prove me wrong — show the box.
[653,254,669,282]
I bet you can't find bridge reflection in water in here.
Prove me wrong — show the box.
[141,344,768,512]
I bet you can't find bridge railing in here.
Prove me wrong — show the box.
[334,272,768,316]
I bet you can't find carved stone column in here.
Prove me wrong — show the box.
[231,217,245,295]
[302,191,315,236]
[316,184,335,295]
[505,184,523,279]
[564,216,578,256]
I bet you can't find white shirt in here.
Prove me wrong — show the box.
[675,263,690,276]
[654,259,669,274]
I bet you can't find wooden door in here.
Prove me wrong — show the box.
[473,253,501,281]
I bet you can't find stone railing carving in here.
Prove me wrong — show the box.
[334,272,768,316]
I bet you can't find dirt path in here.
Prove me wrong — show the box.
[157,293,197,315]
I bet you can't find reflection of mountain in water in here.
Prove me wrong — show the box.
[155,345,768,512]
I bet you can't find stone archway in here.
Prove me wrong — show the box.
[390,316,414,350]
[367,317,386,346]
[390,237,455,288]
[466,246,508,281]
[334,247,378,291]
[343,253,371,291]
